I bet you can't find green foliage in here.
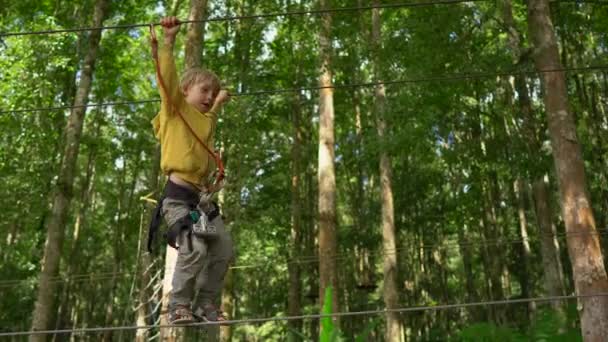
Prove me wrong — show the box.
[320,287,342,342]
[319,286,379,342]
[458,322,525,342]
[456,307,582,342]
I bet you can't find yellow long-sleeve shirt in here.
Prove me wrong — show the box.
[152,45,217,187]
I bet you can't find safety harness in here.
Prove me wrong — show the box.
[147,180,220,253]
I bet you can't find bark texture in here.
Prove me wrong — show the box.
[317,0,339,326]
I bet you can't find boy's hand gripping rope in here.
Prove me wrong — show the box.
[149,23,225,193]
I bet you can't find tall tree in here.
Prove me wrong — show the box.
[371,2,402,341]
[527,0,608,340]
[317,0,339,325]
[30,0,109,337]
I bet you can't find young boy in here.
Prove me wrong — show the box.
[150,16,233,324]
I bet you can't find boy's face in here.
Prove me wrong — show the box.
[183,80,217,113]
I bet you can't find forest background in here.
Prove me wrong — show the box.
[1,0,608,341]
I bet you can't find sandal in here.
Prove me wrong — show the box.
[195,304,229,324]
[168,305,195,325]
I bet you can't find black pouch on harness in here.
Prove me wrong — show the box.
[165,215,195,250]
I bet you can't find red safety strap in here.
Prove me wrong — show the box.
[150,24,225,192]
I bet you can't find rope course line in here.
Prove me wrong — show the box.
[1,292,606,336]
[0,0,488,38]
[2,64,608,115]
[1,228,606,288]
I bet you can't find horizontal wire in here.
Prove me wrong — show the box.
[1,228,606,288]
[0,0,601,39]
[0,292,606,336]
[2,64,608,115]
[0,0,487,38]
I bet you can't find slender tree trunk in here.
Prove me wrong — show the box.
[305,119,320,341]
[288,89,303,339]
[458,224,479,320]
[219,267,234,342]
[159,247,179,342]
[103,158,140,342]
[54,123,99,340]
[353,0,373,296]
[136,147,161,342]
[317,0,339,327]
[286,1,303,337]
[527,1,608,340]
[481,179,506,324]
[371,3,402,341]
[514,179,533,311]
[533,177,566,303]
[30,0,108,338]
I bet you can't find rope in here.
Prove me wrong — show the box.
[2,64,608,115]
[1,228,606,288]
[0,0,487,38]
[0,292,606,336]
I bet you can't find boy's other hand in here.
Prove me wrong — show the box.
[215,90,231,105]
[160,16,180,41]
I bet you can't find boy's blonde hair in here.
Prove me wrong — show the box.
[180,67,221,95]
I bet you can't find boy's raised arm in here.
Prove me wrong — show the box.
[208,90,230,115]
[157,16,184,115]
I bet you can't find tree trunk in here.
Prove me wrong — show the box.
[288,89,303,339]
[514,179,533,313]
[184,0,208,68]
[371,3,402,341]
[481,178,506,324]
[317,0,339,328]
[532,177,566,304]
[136,147,161,342]
[305,118,320,341]
[458,224,479,320]
[30,0,108,338]
[53,120,99,340]
[527,1,608,340]
[219,267,234,342]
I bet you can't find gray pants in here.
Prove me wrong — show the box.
[162,198,234,312]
